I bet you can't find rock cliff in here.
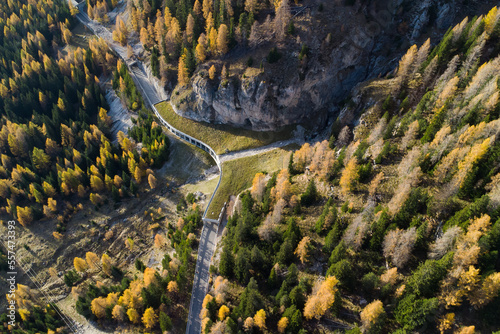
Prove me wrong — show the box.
[171,0,494,131]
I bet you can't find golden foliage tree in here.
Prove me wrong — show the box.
[253,309,266,329]
[438,313,455,334]
[154,234,166,248]
[101,253,112,276]
[17,206,33,227]
[251,172,266,202]
[148,173,157,189]
[143,267,157,287]
[304,276,339,320]
[127,308,140,324]
[219,305,230,320]
[340,157,359,196]
[277,317,289,333]
[178,55,189,86]
[243,317,254,331]
[186,13,195,43]
[142,307,158,329]
[86,252,100,271]
[369,172,384,198]
[470,272,500,308]
[196,43,206,63]
[217,24,229,54]
[91,297,107,318]
[74,257,88,273]
[295,236,312,264]
[163,280,176,294]
[360,300,385,331]
[209,27,218,54]
[380,267,398,286]
[209,65,216,80]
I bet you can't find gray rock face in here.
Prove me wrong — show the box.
[175,35,373,131]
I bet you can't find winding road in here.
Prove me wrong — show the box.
[72,3,300,333]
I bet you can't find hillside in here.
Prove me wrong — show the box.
[115,0,498,130]
[205,7,500,334]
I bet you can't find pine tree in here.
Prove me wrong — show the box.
[159,311,173,331]
[219,244,234,277]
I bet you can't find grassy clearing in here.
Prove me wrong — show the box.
[205,146,294,219]
[156,101,295,154]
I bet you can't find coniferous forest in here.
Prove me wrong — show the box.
[0,0,500,333]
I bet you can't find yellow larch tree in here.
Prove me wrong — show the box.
[168,281,179,294]
[218,305,230,320]
[251,172,266,202]
[148,173,157,189]
[295,236,312,264]
[91,297,107,319]
[74,257,88,273]
[253,309,266,329]
[196,43,206,63]
[277,317,289,333]
[209,65,216,80]
[101,253,112,276]
[143,267,157,287]
[470,272,500,308]
[304,276,339,320]
[127,308,140,324]
[360,300,385,331]
[154,234,166,248]
[86,252,100,271]
[178,54,189,86]
[142,307,158,329]
[340,157,359,196]
[243,317,254,331]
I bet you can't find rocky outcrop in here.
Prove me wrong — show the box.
[174,37,373,131]
[171,0,495,131]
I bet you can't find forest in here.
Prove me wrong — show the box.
[0,0,170,332]
[106,0,295,85]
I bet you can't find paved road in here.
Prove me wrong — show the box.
[186,220,220,334]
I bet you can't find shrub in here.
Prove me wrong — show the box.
[267,48,281,63]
